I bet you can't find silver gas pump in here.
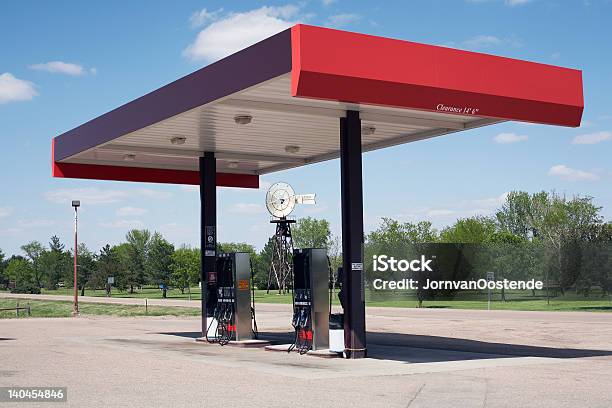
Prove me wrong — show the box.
[289,248,330,353]
[206,252,257,344]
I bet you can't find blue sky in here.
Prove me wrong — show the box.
[0,0,611,256]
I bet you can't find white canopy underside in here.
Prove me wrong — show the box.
[62,73,501,175]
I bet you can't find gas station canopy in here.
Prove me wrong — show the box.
[52,24,583,188]
[50,23,584,359]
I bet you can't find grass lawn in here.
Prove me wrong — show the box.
[0,299,199,319]
[365,298,612,312]
[39,287,299,303]
[40,286,205,300]
[3,288,611,313]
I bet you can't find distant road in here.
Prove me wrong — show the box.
[0,292,294,312]
[2,291,610,323]
[0,292,201,308]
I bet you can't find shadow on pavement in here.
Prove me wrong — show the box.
[156,331,294,343]
[367,332,612,360]
[157,330,612,363]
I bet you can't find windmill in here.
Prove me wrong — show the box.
[265,182,316,294]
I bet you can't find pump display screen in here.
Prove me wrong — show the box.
[293,250,310,291]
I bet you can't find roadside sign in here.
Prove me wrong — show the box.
[107,276,115,284]
[486,271,495,281]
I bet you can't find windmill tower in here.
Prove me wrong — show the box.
[265,182,315,294]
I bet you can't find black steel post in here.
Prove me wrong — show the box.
[200,152,217,336]
[340,110,367,359]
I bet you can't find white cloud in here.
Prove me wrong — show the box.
[0,207,12,218]
[548,165,598,181]
[397,193,509,223]
[303,204,329,215]
[183,5,300,61]
[426,209,455,217]
[462,35,502,48]
[466,0,531,5]
[327,13,361,27]
[0,73,37,103]
[229,203,265,215]
[189,8,224,28]
[0,227,22,235]
[321,0,336,5]
[17,219,55,228]
[100,219,144,229]
[572,131,611,145]
[44,187,172,205]
[505,0,531,6]
[473,192,509,208]
[494,132,528,144]
[29,61,85,76]
[116,206,148,216]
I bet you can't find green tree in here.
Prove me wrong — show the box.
[496,191,533,239]
[72,243,96,296]
[327,234,342,286]
[365,218,439,307]
[0,249,7,289]
[257,237,275,290]
[89,244,121,294]
[534,193,602,296]
[147,233,175,298]
[124,229,152,292]
[113,243,132,292]
[20,241,46,289]
[6,257,39,294]
[171,246,200,299]
[496,191,605,300]
[293,217,332,249]
[39,236,70,289]
[219,242,257,254]
[440,216,497,243]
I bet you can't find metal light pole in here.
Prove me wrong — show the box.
[72,200,80,316]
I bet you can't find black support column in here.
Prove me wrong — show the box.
[340,110,367,359]
[200,152,217,336]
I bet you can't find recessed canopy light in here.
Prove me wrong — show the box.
[234,114,253,125]
[285,145,300,154]
[227,162,239,169]
[123,154,136,161]
[170,136,187,145]
[362,125,376,136]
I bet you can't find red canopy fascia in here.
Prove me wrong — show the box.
[51,139,259,188]
[291,25,583,127]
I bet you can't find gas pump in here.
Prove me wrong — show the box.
[289,248,329,354]
[205,252,258,345]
